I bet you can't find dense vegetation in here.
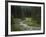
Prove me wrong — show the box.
[11,6,41,31]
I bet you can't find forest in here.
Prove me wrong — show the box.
[11,5,41,31]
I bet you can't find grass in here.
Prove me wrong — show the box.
[11,16,41,31]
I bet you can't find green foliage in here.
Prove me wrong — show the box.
[11,6,41,31]
[23,17,41,27]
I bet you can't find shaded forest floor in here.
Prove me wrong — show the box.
[11,17,41,31]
